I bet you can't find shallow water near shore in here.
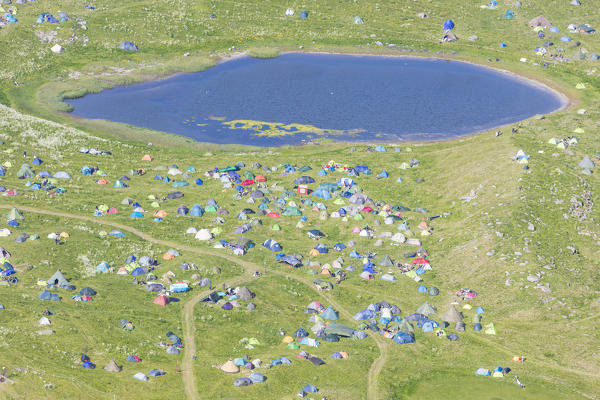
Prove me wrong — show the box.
[66,53,565,146]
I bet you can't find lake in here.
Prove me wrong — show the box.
[66,53,566,146]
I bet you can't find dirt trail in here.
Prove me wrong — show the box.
[1,205,386,399]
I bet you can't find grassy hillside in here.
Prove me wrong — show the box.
[0,0,599,399]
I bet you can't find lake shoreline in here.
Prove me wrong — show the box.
[64,51,569,147]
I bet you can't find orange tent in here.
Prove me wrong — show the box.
[309,249,320,256]
[97,179,109,185]
[162,253,175,260]
[141,154,153,161]
[321,268,331,275]
[153,295,168,306]
[255,175,266,182]
[154,210,168,218]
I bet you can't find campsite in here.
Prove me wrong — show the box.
[0,0,600,399]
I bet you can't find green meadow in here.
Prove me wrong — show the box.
[0,0,599,399]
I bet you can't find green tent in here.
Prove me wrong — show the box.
[172,180,189,187]
[416,302,437,316]
[398,319,414,333]
[282,206,302,216]
[324,323,354,337]
[113,180,126,188]
[378,255,394,267]
[6,208,24,221]
[17,165,34,179]
[272,224,281,231]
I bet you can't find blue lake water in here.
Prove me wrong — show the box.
[66,53,565,146]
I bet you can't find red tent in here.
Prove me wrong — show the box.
[241,179,255,186]
[412,258,429,264]
[267,212,280,218]
[153,295,168,306]
[362,206,374,213]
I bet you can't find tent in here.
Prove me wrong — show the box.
[38,290,60,301]
[220,360,240,373]
[416,302,437,316]
[237,286,255,300]
[6,208,24,221]
[48,270,69,286]
[443,19,455,30]
[262,239,282,252]
[153,295,169,306]
[529,15,551,28]
[441,306,464,323]
[104,360,122,372]
[133,372,148,381]
[394,332,415,344]
[119,41,138,51]
[321,306,339,320]
[353,16,364,24]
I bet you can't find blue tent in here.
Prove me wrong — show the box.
[263,239,282,252]
[82,361,96,369]
[131,267,146,276]
[118,41,139,51]
[80,166,92,175]
[32,157,43,165]
[313,189,332,199]
[300,10,308,18]
[417,285,428,293]
[375,145,386,152]
[189,205,204,217]
[234,378,253,387]
[353,309,376,320]
[195,178,203,185]
[443,19,454,30]
[394,332,415,344]
[318,170,327,176]
[474,323,482,331]
[315,244,328,254]
[38,290,60,301]
[294,176,315,184]
[377,171,389,178]
[149,369,165,376]
[177,205,189,216]
[294,328,309,338]
[153,174,162,180]
[303,384,318,393]
[362,261,375,273]
[130,211,143,218]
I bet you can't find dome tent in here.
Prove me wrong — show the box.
[119,41,139,51]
